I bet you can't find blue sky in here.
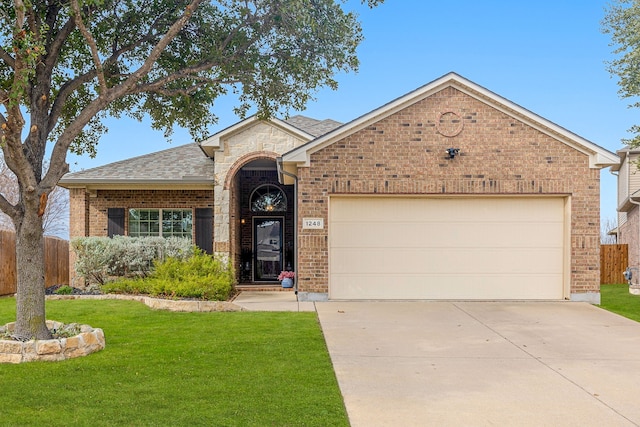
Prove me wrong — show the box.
[66,0,636,223]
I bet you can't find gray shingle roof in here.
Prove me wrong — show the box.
[59,143,213,186]
[284,115,342,137]
[59,115,339,187]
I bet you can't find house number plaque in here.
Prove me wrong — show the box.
[302,218,324,229]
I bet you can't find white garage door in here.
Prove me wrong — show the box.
[329,197,566,300]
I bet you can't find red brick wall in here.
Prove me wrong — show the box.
[83,189,214,238]
[68,188,214,284]
[296,87,601,296]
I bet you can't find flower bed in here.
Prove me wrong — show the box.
[0,320,105,364]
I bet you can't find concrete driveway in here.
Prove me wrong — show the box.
[315,301,640,427]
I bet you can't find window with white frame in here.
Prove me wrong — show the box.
[128,209,193,239]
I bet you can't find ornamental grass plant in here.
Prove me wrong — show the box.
[101,251,234,301]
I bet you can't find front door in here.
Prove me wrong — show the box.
[254,217,283,281]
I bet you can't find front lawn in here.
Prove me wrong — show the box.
[599,283,640,322]
[0,298,348,427]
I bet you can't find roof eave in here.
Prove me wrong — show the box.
[59,178,214,190]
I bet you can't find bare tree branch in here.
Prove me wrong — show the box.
[0,47,15,68]
[43,0,204,190]
[70,0,107,94]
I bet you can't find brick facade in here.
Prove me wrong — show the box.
[68,189,214,284]
[295,87,601,298]
[65,77,612,300]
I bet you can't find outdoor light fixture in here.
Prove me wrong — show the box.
[446,148,460,159]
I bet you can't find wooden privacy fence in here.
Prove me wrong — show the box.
[0,230,69,296]
[601,244,628,285]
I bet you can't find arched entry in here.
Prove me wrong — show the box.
[228,157,295,284]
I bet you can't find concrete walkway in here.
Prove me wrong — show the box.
[316,301,640,427]
[232,291,315,312]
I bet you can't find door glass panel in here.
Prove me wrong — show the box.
[254,218,282,281]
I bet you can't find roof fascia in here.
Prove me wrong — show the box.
[59,179,213,190]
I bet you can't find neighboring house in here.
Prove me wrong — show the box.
[612,148,640,283]
[60,72,619,303]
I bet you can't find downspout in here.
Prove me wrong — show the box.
[277,158,299,303]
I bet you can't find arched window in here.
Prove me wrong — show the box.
[250,184,287,212]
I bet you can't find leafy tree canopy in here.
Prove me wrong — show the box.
[0,0,381,340]
[603,0,640,146]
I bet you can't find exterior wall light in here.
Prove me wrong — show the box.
[446,148,460,159]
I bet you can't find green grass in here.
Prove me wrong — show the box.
[0,298,348,427]
[600,283,640,322]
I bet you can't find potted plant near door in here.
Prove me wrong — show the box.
[278,271,295,288]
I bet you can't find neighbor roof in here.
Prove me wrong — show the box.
[59,143,214,189]
[281,72,619,169]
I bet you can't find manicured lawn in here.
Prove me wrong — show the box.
[0,298,348,427]
[600,283,640,322]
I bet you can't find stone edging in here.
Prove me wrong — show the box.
[0,320,105,364]
[46,294,245,312]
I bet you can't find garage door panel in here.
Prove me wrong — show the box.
[330,197,562,222]
[330,222,564,249]
[329,197,566,300]
[331,273,564,300]
[330,247,563,275]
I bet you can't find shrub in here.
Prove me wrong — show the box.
[54,285,74,295]
[72,236,194,285]
[102,251,235,301]
[71,237,111,285]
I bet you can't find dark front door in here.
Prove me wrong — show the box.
[254,217,283,281]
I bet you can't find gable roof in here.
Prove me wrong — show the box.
[281,72,619,169]
[59,143,214,189]
[199,114,341,157]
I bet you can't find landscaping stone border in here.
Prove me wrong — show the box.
[46,294,245,312]
[0,320,105,364]
[0,295,243,364]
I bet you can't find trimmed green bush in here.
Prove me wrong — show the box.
[102,251,234,301]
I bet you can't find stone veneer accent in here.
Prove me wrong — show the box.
[295,87,602,300]
[213,122,308,257]
[619,207,639,284]
[0,320,105,364]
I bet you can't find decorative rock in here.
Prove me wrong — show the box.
[46,294,245,312]
[0,321,105,364]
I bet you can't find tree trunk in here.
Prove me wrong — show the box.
[14,198,51,340]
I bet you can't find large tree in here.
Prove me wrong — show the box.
[603,0,640,146]
[0,0,380,340]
